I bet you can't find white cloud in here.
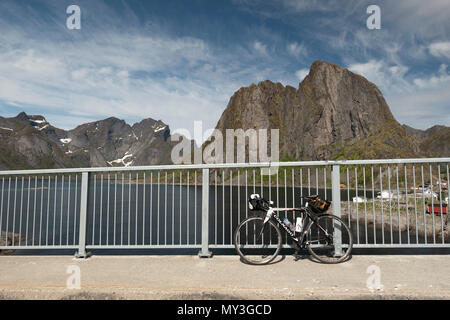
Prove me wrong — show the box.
[287,42,307,58]
[295,68,309,81]
[347,60,450,129]
[348,60,410,93]
[253,41,268,56]
[428,41,450,59]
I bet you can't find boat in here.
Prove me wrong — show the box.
[352,196,366,203]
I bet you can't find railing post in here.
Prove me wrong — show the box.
[75,172,91,258]
[332,165,343,256]
[199,168,212,258]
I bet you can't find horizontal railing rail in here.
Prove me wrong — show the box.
[0,158,448,257]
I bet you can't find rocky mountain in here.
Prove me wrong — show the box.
[403,124,450,158]
[0,60,448,170]
[212,60,447,161]
[0,112,179,170]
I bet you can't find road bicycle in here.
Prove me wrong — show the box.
[234,194,353,264]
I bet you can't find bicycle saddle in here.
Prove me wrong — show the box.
[302,195,319,201]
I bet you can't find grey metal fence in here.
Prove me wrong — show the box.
[0,158,448,257]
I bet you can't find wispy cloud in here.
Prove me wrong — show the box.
[428,41,450,59]
[0,0,448,137]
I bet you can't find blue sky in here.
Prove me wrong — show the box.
[0,0,449,141]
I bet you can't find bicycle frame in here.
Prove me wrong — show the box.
[261,204,321,248]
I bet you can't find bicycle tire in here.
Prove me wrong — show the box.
[305,214,353,264]
[234,216,282,265]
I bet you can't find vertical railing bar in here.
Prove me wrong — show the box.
[17,176,24,246]
[222,170,224,245]
[332,165,342,256]
[284,168,287,208]
[179,171,182,245]
[396,165,401,244]
[157,171,160,245]
[114,173,117,245]
[25,176,31,246]
[136,173,139,245]
[323,167,327,200]
[363,166,367,244]
[446,164,449,244]
[229,169,232,245]
[99,174,103,246]
[260,168,262,198]
[268,170,271,202]
[252,169,256,194]
[74,175,78,245]
[215,170,218,245]
[165,171,168,245]
[300,168,303,207]
[143,172,146,245]
[412,165,418,244]
[315,167,319,195]
[199,168,211,257]
[355,167,359,245]
[421,165,427,244]
[405,166,410,244]
[292,168,295,208]
[150,171,154,245]
[0,178,4,245]
[46,176,50,246]
[106,174,110,245]
[5,178,11,247]
[59,175,64,246]
[92,175,96,246]
[67,175,71,246]
[386,166,392,244]
[307,168,311,198]
[245,169,248,243]
[172,171,174,245]
[388,166,394,244]
[284,168,287,245]
[438,165,444,244]
[371,166,376,244]
[30,176,36,246]
[76,172,89,258]
[187,171,189,245]
[238,170,240,235]
[39,176,44,246]
[379,166,384,244]
[347,167,350,228]
[32,176,37,246]
[194,170,197,245]
[128,173,131,246]
[52,175,57,246]
[120,173,124,246]
[429,165,435,244]
[11,177,17,247]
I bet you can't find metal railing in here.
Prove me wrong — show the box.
[0,158,448,257]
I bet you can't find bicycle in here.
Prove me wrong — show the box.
[234,194,353,265]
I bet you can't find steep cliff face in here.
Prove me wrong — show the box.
[214,60,421,160]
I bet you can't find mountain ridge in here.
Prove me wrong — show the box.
[0,60,448,170]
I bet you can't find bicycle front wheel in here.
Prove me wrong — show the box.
[234,216,282,265]
[305,214,353,264]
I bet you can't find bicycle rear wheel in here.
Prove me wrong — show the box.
[234,216,282,265]
[305,214,353,264]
